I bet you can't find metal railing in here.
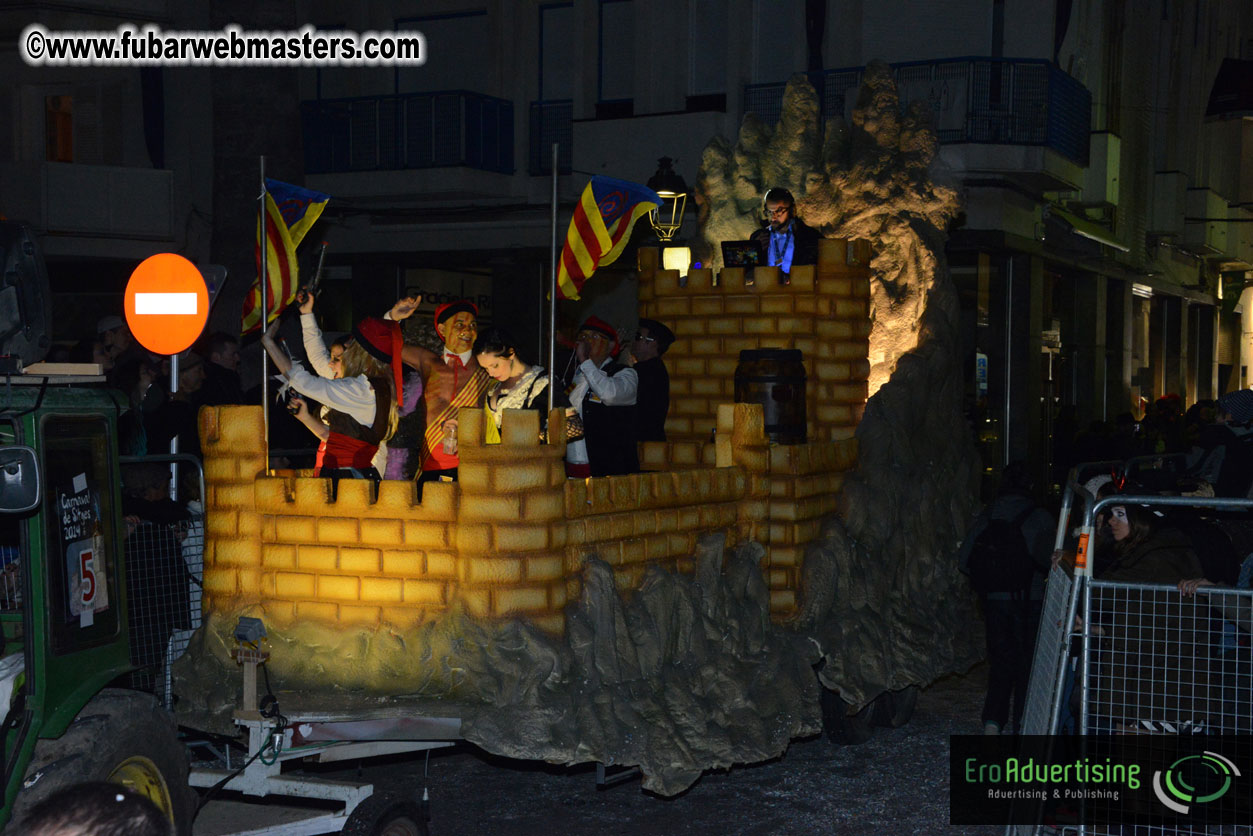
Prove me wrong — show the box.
[302,90,515,174]
[528,99,573,175]
[744,58,1091,166]
[1013,476,1253,834]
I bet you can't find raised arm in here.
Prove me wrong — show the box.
[382,294,438,373]
[260,317,292,375]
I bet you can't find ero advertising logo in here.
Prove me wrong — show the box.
[1152,750,1241,815]
[950,736,1251,827]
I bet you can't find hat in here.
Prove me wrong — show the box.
[352,316,406,402]
[177,350,204,370]
[636,318,675,353]
[97,315,124,334]
[1219,389,1253,425]
[578,316,620,357]
[434,300,478,327]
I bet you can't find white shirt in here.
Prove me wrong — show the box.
[566,357,638,465]
[443,348,472,366]
[292,314,387,473]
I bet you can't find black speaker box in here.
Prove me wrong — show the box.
[0,221,52,367]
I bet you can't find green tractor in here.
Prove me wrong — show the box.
[1,383,196,833]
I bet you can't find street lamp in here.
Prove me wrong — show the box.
[647,157,690,276]
[646,157,687,242]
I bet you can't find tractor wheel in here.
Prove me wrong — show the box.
[342,793,429,836]
[9,688,193,835]
[819,687,875,745]
[870,685,920,728]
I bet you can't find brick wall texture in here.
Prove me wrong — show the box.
[199,238,870,634]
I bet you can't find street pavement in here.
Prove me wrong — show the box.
[329,664,1004,835]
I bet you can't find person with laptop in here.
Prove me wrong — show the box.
[749,187,820,275]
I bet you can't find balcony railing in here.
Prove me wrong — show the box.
[301,91,514,175]
[529,100,573,175]
[744,58,1091,166]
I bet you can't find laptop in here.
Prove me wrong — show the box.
[721,240,763,268]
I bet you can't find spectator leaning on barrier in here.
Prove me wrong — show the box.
[1088,498,1218,734]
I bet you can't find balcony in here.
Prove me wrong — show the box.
[744,58,1091,167]
[0,161,173,240]
[301,91,514,175]
[528,100,572,175]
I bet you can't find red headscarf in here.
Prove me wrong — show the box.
[352,316,405,402]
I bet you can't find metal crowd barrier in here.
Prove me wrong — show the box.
[1010,465,1253,836]
[120,454,205,710]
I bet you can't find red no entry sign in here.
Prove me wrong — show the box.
[124,253,209,355]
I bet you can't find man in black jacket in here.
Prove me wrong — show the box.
[630,318,674,443]
[749,187,820,275]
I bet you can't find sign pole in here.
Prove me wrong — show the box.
[259,156,269,471]
[547,142,558,415]
[122,252,209,500]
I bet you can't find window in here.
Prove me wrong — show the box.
[397,11,490,94]
[752,0,799,83]
[598,0,634,110]
[540,3,574,101]
[689,0,727,106]
[42,415,120,655]
[45,95,73,162]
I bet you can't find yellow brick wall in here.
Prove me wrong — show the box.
[637,238,871,443]
[198,241,871,632]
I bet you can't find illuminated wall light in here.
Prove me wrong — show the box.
[662,246,691,277]
[1131,283,1154,299]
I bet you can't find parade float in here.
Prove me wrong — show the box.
[176,62,985,796]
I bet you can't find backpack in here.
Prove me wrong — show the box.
[967,505,1037,595]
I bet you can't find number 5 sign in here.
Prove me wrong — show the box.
[67,536,109,627]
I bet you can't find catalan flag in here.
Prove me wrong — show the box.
[557,176,661,300]
[240,179,330,335]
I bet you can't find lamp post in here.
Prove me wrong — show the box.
[646,156,687,241]
[647,157,691,275]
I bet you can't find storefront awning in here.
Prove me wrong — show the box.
[1048,206,1130,252]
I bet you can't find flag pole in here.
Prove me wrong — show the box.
[259,155,270,471]
[547,142,558,415]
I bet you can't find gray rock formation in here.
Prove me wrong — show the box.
[696,65,983,707]
[175,534,820,797]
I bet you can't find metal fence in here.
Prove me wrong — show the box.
[302,90,515,174]
[121,455,205,709]
[528,99,573,175]
[744,58,1091,166]
[1083,579,1251,737]
[1013,485,1253,835]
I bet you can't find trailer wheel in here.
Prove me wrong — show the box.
[343,793,429,836]
[870,685,920,728]
[819,688,875,745]
[10,688,193,834]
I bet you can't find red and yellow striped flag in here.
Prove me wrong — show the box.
[557,176,661,300]
[240,179,329,335]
